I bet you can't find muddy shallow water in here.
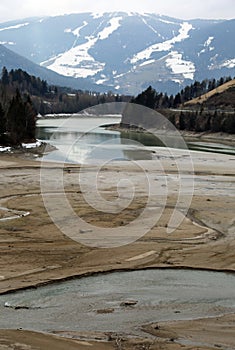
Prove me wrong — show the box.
[1,269,235,336]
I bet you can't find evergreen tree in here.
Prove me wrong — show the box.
[179,112,186,130]
[5,90,36,144]
[1,67,9,86]
[0,102,6,134]
[173,93,181,107]
[218,77,224,87]
[133,86,157,109]
[24,95,36,140]
[6,89,25,144]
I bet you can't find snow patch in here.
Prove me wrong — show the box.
[210,54,219,62]
[114,71,129,79]
[22,140,42,149]
[140,15,159,36]
[166,51,195,80]
[72,21,88,37]
[158,18,178,25]
[172,78,183,84]
[140,59,155,67]
[92,12,104,19]
[0,140,42,152]
[0,23,29,32]
[205,36,214,47]
[64,21,88,39]
[209,58,235,70]
[221,58,235,69]
[98,17,122,40]
[42,16,123,79]
[0,146,11,152]
[41,35,105,78]
[96,77,108,85]
[0,41,15,45]
[130,22,193,64]
[198,36,214,56]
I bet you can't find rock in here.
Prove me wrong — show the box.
[96,308,114,314]
[79,229,93,234]
[120,300,138,307]
[14,306,30,310]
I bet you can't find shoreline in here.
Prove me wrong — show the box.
[1,264,235,296]
[106,123,235,146]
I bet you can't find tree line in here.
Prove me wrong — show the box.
[128,79,235,134]
[132,76,234,109]
[165,109,235,134]
[0,67,130,116]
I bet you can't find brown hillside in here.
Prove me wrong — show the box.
[184,79,235,107]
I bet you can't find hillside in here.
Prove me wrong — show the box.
[121,82,235,134]
[184,79,235,107]
[0,44,109,92]
[0,14,234,95]
[0,67,130,116]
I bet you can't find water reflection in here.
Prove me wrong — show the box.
[36,117,153,164]
[36,117,235,164]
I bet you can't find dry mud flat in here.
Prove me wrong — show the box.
[0,149,234,349]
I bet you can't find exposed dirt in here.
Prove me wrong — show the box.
[0,150,234,349]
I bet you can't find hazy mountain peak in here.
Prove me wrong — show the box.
[0,12,234,94]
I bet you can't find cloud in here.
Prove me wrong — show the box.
[0,0,234,22]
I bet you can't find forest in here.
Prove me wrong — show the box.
[0,68,37,145]
[129,83,235,133]
[131,77,234,109]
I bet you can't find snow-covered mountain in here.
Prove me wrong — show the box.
[0,12,234,94]
[0,44,109,92]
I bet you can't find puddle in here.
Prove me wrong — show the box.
[0,269,234,335]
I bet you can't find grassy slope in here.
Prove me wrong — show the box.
[184,79,235,106]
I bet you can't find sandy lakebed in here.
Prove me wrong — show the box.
[0,141,234,350]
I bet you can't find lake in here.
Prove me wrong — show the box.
[37,115,154,164]
[36,115,235,164]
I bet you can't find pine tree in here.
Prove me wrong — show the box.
[0,102,6,134]
[173,93,181,107]
[24,95,36,140]
[1,67,9,86]
[133,86,157,109]
[6,90,25,144]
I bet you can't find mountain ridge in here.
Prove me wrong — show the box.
[0,12,234,94]
[0,44,110,92]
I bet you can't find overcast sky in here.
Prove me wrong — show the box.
[0,0,234,23]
